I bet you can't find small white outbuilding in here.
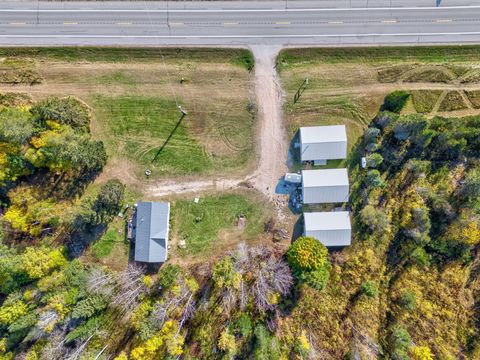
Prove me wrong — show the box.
[299,125,347,164]
[304,211,352,247]
[301,168,349,204]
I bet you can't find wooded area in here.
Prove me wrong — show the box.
[1,84,479,358]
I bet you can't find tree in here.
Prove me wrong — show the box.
[212,257,241,290]
[360,205,389,232]
[461,167,480,202]
[398,290,417,311]
[360,280,379,298]
[287,237,331,291]
[0,300,28,326]
[389,325,411,360]
[218,328,237,356]
[366,153,384,169]
[31,96,91,132]
[382,91,411,113]
[253,325,281,360]
[286,237,329,272]
[130,321,184,360]
[21,247,67,280]
[409,345,434,360]
[93,179,125,221]
[364,170,385,189]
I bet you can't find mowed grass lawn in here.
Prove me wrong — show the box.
[277,46,480,163]
[90,95,211,174]
[172,193,267,256]
[0,47,255,179]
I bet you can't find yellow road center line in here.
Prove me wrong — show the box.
[276,21,290,25]
[224,22,238,26]
[117,22,132,25]
[328,21,344,24]
[63,22,78,25]
[382,20,397,23]
[9,22,25,25]
[436,19,452,22]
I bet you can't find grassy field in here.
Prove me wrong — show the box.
[278,46,480,167]
[171,192,268,257]
[0,47,255,180]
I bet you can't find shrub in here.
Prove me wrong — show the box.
[364,169,385,189]
[360,280,379,298]
[382,91,411,113]
[366,153,384,168]
[299,266,330,291]
[389,325,411,360]
[31,97,91,132]
[287,237,331,291]
[360,205,389,232]
[234,313,252,338]
[398,290,417,311]
[286,236,329,272]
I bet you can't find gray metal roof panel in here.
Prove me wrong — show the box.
[304,211,351,231]
[302,168,349,187]
[300,125,347,144]
[134,201,169,263]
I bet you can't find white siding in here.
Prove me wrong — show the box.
[305,229,351,247]
[302,184,349,204]
[301,141,347,162]
[299,125,347,162]
[303,211,352,247]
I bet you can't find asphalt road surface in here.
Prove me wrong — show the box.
[1,0,480,46]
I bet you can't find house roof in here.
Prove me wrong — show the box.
[300,125,347,144]
[135,202,170,263]
[304,211,351,231]
[302,168,349,187]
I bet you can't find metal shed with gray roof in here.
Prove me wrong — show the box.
[134,201,170,263]
[304,211,351,247]
[299,125,347,164]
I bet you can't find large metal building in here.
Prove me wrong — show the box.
[299,125,347,164]
[134,201,170,263]
[301,168,349,204]
[304,211,352,247]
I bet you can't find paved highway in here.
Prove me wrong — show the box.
[1,0,480,45]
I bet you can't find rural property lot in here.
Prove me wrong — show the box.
[0,47,256,182]
[278,46,480,166]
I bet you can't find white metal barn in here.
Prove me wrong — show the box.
[301,168,349,204]
[299,125,347,164]
[304,211,352,247]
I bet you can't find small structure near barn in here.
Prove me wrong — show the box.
[134,202,170,263]
[304,211,351,247]
[301,168,349,204]
[299,125,347,165]
[285,172,302,184]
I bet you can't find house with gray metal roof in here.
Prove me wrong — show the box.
[299,125,347,165]
[304,211,351,247]
[301,168,349,204]
[134,201,170,263]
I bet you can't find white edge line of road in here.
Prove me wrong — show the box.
[2,32,480,39]
[1,6,480,13]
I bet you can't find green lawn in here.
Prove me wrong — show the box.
[0,47,254,70]
[277,46,480,68]
[90,95,212,176]
[172,193,266,256]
